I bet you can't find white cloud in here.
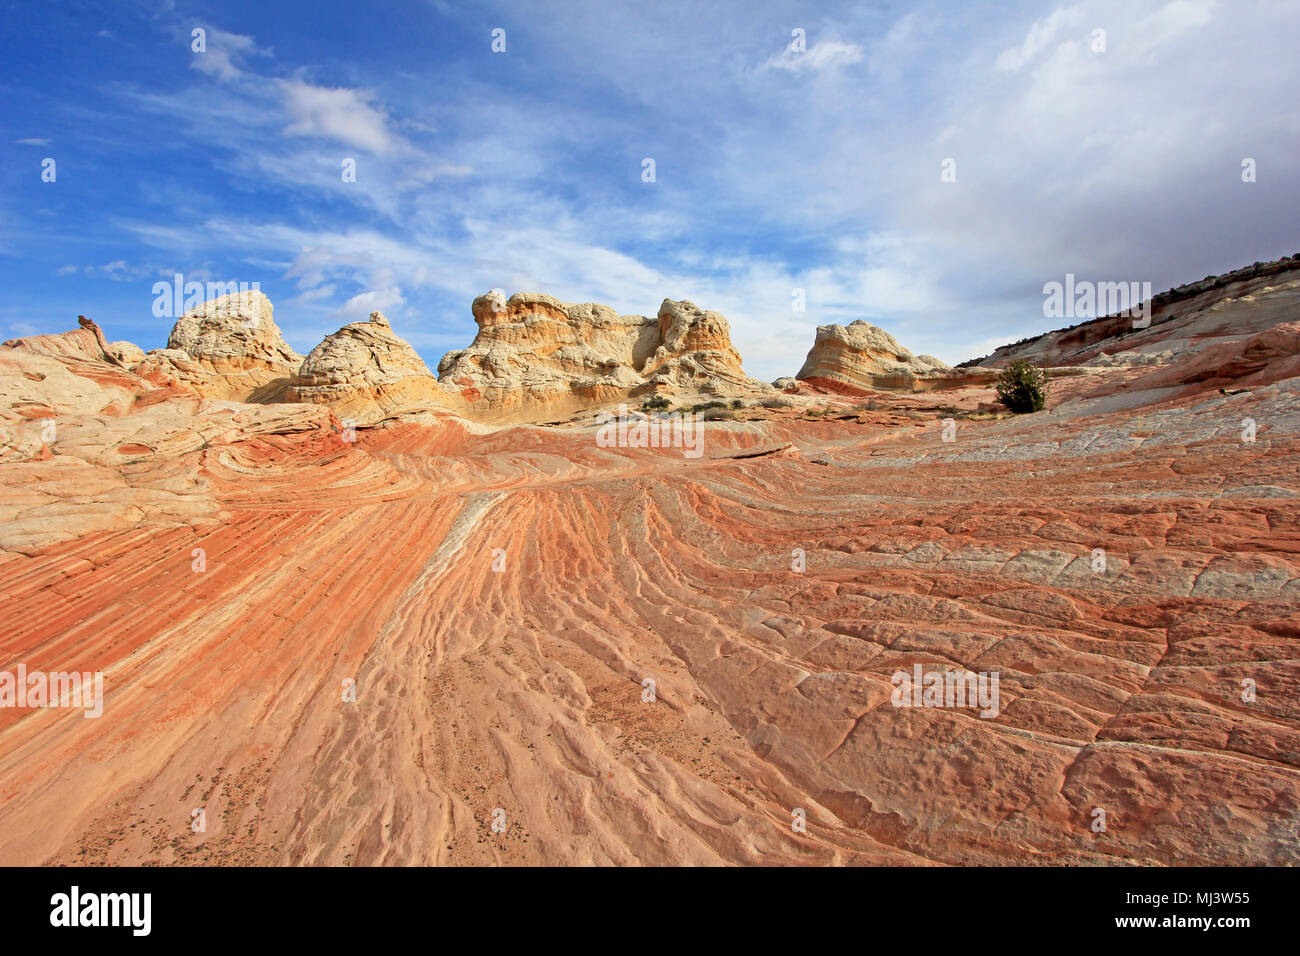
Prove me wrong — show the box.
[5,321,39,339]
[766,40,864,73]
[995,6,1083,73]
[101,0,1300,378]
[290,284,337,305]
[54,260,193,283]
[190,27,267,82]
[15,137,50,146]
[280,80,400,154]
[334,287,406,319]
[1127,0,1216,62]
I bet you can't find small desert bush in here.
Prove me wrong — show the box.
[761,396,794,409]
[642,395,672,411]
[995,360,1048,414]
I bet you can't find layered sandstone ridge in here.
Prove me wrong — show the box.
[285,312,449,426]
[138,290,303,402]
[969,255,1300,370]
[437,291,757,418]
[3,315,125,367]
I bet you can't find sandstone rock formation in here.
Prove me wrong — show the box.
[285,311,449,426]
[1079,320,1300,406]
[134,347,234,397]
[437,291,758,419]
[105,340,147,366]
[0,268,1297,867]
[160,290,303,402]
[643,298,750,390]
[796,319,987,392]
[3,315,123,366]
[0,319,343,553]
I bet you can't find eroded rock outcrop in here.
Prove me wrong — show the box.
[437,292,758,418]
[796,319,975,392]
[0,318,343,552]
[643,298,750,391]
[3,315,123,366]
[105,340,147,366]
[285,311,448,426]
[160,290,302,402]
[1086,320,1300,402]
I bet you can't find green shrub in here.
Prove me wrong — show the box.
[642,395,672,411]
[995,360,1048,413]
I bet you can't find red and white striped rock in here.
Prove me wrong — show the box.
[0,274,1296,866]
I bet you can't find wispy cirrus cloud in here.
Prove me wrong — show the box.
[56,260,161,281]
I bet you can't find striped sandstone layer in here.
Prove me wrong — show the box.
[0,274,1297,865]
[0,347,1297,864]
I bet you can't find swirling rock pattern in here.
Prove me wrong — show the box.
[972,259,1300,370]
[0,277,1297,866]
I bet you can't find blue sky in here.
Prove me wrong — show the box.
[2,0,1297,380]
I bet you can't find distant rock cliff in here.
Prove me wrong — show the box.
[962,254,1300,370]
